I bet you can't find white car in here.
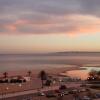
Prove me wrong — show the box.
[63,91,69,95]
[37,92,45,96]
[80,88,87,92]
[82,96,92,100]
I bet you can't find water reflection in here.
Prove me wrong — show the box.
[64,67,100,80]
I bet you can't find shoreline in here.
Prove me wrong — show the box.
[0,63,99,78]
[0,65,79,78]
[0,63,99,80]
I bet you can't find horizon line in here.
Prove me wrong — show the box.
[0,51,100,55]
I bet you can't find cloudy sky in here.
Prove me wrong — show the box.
[0,0,100,53]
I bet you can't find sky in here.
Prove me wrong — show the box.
[0,0,100,53]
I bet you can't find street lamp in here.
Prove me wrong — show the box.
[19,84,22,87]
[6,87,9,90]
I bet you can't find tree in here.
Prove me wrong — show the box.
[27,70,32,77]
[88,70,100,81]
[89,70,97,77]
[45,79,52,86]
[3,72,8,78]
[97,71,100,77]
[38,70,47,88]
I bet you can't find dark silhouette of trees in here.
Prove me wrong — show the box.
[0,79,8,83]
[38,70,47,88]
[89,70,97,77]
[97,71,100,76]
[87,70,100,81]
[12,79,26,83]
[0,72,27,84]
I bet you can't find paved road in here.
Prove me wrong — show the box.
[2,89,89,100]
[0,83,81,99]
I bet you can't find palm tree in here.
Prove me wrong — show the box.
[27,70,32,77]
[3,72,8,78]
[38,70,47,88]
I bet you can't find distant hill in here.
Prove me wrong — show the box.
[0,52,100,56]
[47,51,100,56]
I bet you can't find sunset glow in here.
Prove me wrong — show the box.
[0,0,100,53]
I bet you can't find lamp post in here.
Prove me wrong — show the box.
[18,83,22,92]
[19,84,22,87]
[2,87,9,100]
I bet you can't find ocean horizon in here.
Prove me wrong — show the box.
[0,52,100,72]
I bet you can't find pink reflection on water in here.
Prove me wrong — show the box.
[65,70,89,80]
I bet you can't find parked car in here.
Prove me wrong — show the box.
[58,93,64,97]
[80,88,87,92]
[69,89,78,94]
[95,93,100,98]
[37,92,45,96]
[55,89,61,93]
[62,91,69,95]
[59,85,67,90]
[82,96,92,100]
[46,92,56,98]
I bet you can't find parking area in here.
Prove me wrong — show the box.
[3,87,99,100]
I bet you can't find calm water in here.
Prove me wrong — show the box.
[0,54,100,76]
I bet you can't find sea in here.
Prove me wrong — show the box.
[0,53,100,79]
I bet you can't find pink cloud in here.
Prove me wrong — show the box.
[5,24,16,31]
[0,14,100,35]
